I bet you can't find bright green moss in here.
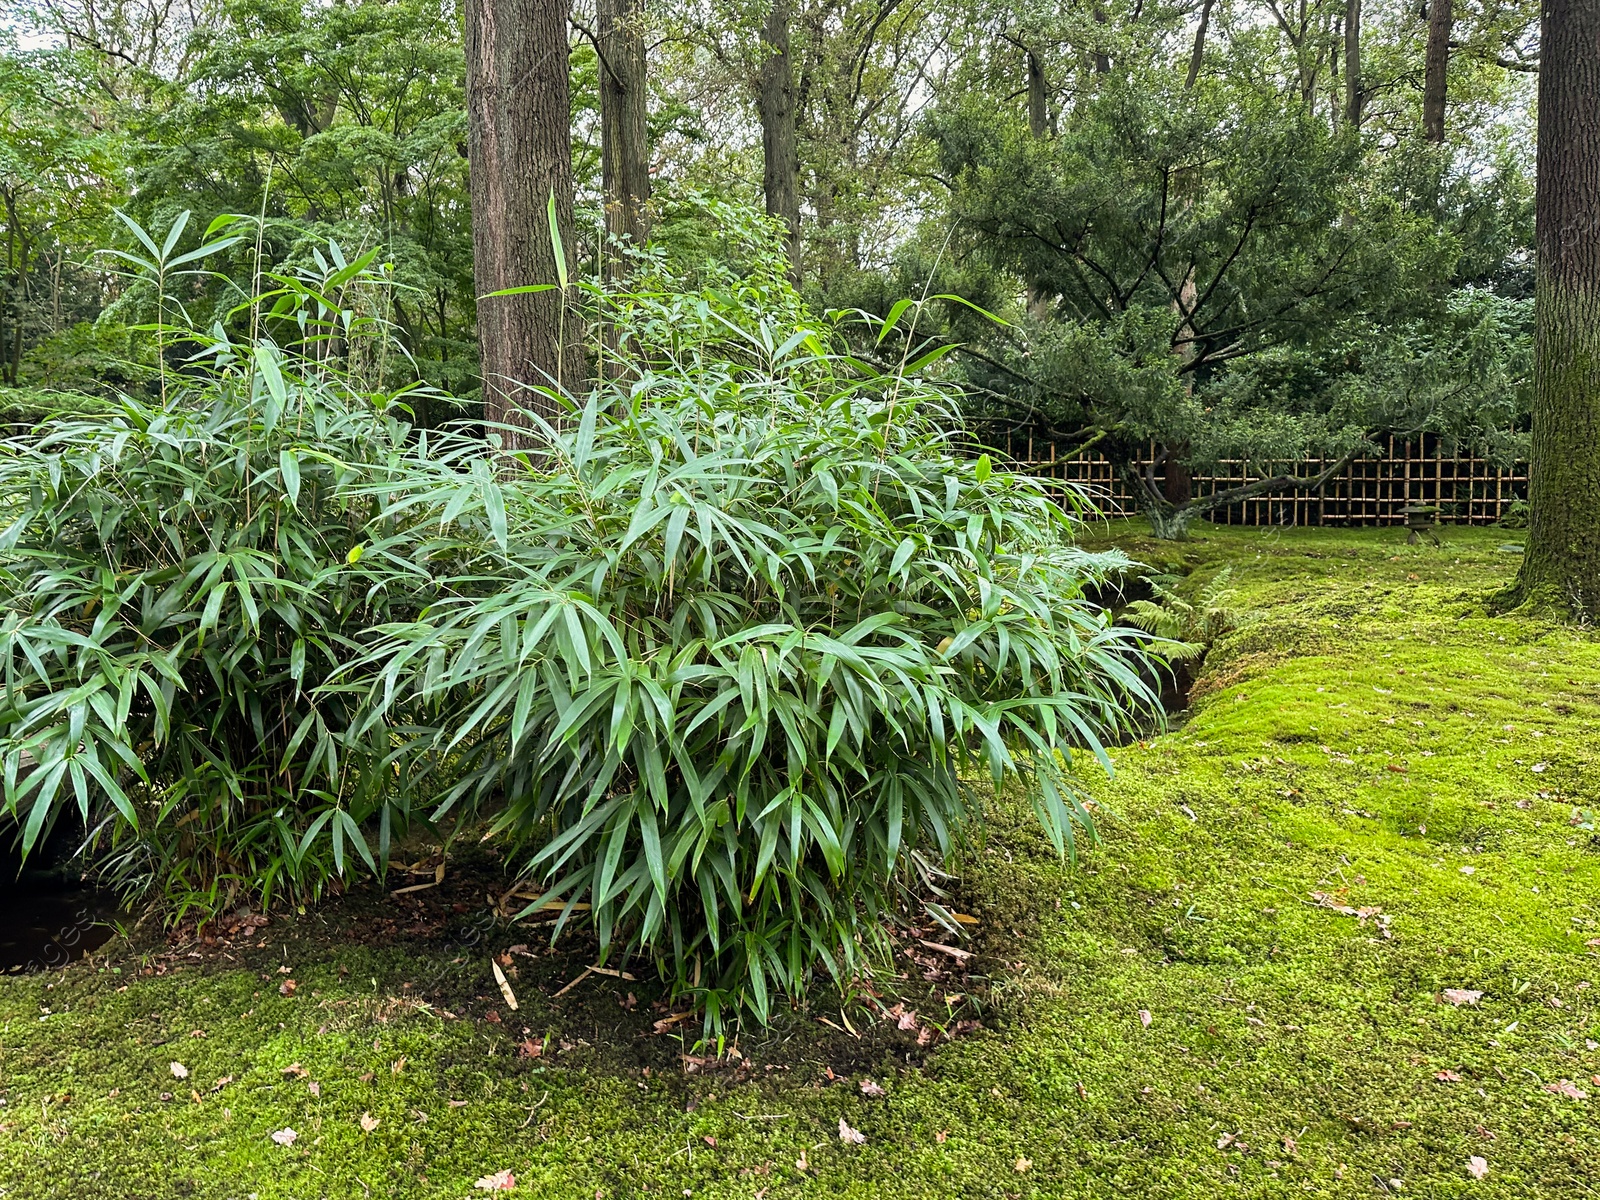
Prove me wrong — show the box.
[3,521,1596,1197]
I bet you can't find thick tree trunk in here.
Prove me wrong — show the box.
[1138,500,1197,540]
[1162,456,1194,509]
[758,0,800,273]
[1091,5,1111,74]
[1510,0,1600,619]
[598,0,650,275]
[1344,0,1363,124]
[1422,0,1451,143]
[1185,0,1213,90]
[1027,50,1049,137]
[464,0,584,442]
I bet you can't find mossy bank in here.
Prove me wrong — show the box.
[2,523,1597,1198]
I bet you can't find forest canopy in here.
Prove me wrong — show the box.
[2,0,1538,521]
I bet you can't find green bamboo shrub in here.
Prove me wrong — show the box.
[0,219,439,916]
[0,208,1162,1028]
[350,281,1164,1026]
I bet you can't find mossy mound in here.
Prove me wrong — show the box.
[3,521,1596,1198]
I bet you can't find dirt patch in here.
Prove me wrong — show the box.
[105,843,1002,1078]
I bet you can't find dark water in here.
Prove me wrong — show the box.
[1,883,119,973]
[2,818,120,973]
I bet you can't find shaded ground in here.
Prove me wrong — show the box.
[2,523,1597,1198]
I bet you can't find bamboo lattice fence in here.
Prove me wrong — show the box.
[987,432,1528,527]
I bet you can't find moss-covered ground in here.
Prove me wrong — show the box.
[3,523,1597,1198]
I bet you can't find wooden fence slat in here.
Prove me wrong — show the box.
[989,430,1525,527]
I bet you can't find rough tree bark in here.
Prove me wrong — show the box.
[464,0,584,442]
[758,0,800,274]
[1027,49,1049,137]
[1344,0,1363,124]
[1509,0,1600,619]
[1422,0,1452,143]
[598,0,651,275]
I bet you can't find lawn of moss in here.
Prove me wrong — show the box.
[2,522,1598,1199]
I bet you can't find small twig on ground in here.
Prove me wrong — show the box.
[553,967,593,998]
[519,1090,549,1129]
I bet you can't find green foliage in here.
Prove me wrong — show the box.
[926,79,1456,442]
[114,0,477,402]
[4,526,1598,1199]
[913,70,1533,535]
[0,210,1160,1028]
[1190,287,1533,469]
[1122,568,1235,661]
[0,219,438,917]
[350,279,1161,1026]
[0,37,128,388]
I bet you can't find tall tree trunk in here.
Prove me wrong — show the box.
[1510,0,1600,619]
[598,0,650,276]
[464,0,584,442]
[1422,0,1451,143]
[1026,50,1048,137]
[758,0,800,274]
[1091,5,1111,74]
[1185,0,1213,90]
[1024,48,1051,320]
[1344,0,1363,124]
[1165,263,1198,507]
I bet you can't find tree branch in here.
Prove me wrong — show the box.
[1183,446,1362,515]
